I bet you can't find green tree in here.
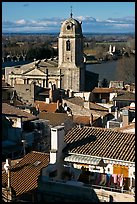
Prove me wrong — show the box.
[101,78,109,87]
[116,54,135,84]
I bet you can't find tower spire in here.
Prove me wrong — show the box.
[70,6,73,18]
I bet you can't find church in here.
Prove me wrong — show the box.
[5,13,98,93]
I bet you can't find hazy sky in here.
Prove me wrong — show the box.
[2,2,135,33]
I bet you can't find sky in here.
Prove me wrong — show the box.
[2,2,135,33]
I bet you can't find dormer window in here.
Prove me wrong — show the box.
[66,40,70,51]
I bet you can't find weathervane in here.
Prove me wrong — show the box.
[70,6,73,18]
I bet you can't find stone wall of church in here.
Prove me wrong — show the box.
[61,68,80,92]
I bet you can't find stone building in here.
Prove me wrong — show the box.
[5,13,98,94]
[58,13,85,92]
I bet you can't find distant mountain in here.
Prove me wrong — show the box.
[2,32,135,36]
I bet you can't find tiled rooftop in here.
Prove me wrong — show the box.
[64,126,135,162]
[73,115,99,125]
[66,97,84,106]
[92,87,122,93]
[65,97,108,111]
[115,123,135,134]
[2,103,37,121]
[89,102,108,111]
[34,101,57,112]
[63,97,111,118]
[39,112,73,127]
[2,151,49,196]
[113,92,135,101]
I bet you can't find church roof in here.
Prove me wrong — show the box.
[6,59,59,76]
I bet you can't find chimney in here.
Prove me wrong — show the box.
[84,101,90,109]
[98,80,101,87]
[90,114,93,126]
[56,100,60,110]
[46,69,48,87]
[49,81,52,89]
[46,97,50,104]
[109,107,111,113]
[49,88,53,102]
[115,107,118,120]
[122,109,129,127]
[50,126,65,164]
[69,89,73,97]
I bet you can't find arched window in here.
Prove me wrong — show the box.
[66,40,70,51]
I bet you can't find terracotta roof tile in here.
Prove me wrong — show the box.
[65,97,108,111]
[115,123,135,133]
[34,101,57,112]
[66,97,84,106]
[113,92,135,101]
[89,102,108,111]
[2,151,49,196]
[64,127,135,162]
[63,98,110,117]
[73,115,99,125]
[92,87,120,93]
[2,103,37,121]
[39,112,73,127]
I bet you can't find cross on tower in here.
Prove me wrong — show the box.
[70,6,73,18]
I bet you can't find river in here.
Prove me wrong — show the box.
[86,60,118,83]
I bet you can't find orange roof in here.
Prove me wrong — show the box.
[73,115,99,125]
[92,87,122,93]
[34,101,57,112]
[2,151,49,196]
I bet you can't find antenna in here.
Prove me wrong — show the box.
[70,6,73,18]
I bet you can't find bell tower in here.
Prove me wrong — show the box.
[58,10,85,92]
